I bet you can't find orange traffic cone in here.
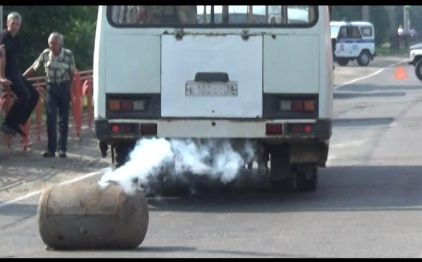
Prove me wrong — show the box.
[394,66,408,79]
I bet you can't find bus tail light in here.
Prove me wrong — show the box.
[141,123,157,135]
[289,123,313,134]
[279,99,316,112]
[111,124,137,134]
[266,123,283,135]
[108,99,147,112]
[133,100,146,111]
[109,99,120,111]
[120,100,133,111]
[110,123,156,136]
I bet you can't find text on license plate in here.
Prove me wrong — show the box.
[185,81,238,96]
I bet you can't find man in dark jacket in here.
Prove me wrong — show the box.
[0,45,12,88]
[0,12,39,137]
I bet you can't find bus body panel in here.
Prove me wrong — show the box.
[263,35,319,95]
[105,35,161,94]
[161,35,262,118]
[93,6,106,119]
[321,10,334,119]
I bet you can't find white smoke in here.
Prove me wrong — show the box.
[98,138,258,195]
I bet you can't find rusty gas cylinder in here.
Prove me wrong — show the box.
[37,182,149,250]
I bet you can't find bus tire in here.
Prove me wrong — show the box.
[294,164,318,192]
[336,58,349,66]
[111,142,134,170]
[415,60,422,82]
[357,50,371,66]
[270,144,292,192]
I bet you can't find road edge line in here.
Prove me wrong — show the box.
[334,58,409,90]
[0,170,104,209]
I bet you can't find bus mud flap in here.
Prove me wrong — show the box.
[270,144,291,181]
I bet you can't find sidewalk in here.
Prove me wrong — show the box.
[0,113,111,202]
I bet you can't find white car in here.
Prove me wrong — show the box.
[408,43,422,81]
[330,21,376,66]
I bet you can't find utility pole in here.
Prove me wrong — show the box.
[362,6,369,21]
[403,6,410,33]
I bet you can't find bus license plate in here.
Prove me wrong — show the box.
[185,82,238,97]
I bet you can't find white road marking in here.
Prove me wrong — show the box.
[159,212,170,217]
[334,58,409,89]
[0,170,103,209]
[327,154,336,161]
[330,140,366,148]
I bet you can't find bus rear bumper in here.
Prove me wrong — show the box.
[95,118,331,167]
[95,118,331,141]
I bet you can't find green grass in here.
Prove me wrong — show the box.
[376,43,409,58]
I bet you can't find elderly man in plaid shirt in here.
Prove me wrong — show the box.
[23,32,76,158]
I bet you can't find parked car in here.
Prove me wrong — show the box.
[330,21,376,66]
[408,42,422,81]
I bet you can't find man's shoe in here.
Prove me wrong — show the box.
[0,124,17,136]
[43,152,55,158]
[58,150,67,158]
[12,125,27,137]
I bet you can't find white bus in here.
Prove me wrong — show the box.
[93,5,333,192]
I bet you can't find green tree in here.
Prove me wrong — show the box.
[331,5,362,22]
[2,6,97,73]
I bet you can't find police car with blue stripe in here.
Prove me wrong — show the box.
[330,21,376,66]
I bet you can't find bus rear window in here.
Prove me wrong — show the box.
[108,5,318,27]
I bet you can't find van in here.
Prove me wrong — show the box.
[93,5,333,192]
[408,42,422,81]
[330,21,376,66]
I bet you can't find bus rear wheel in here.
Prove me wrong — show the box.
[269,144,293,192]
[111,142,135,170]
[294,164,318,192]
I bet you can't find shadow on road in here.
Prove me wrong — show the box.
[48,245,197,253]
[332,117,394,127]
[146,165,422,214]
[335,57,408,68]
[334,92,406,99]
[336,84,422,92]
[2,165,422,229]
